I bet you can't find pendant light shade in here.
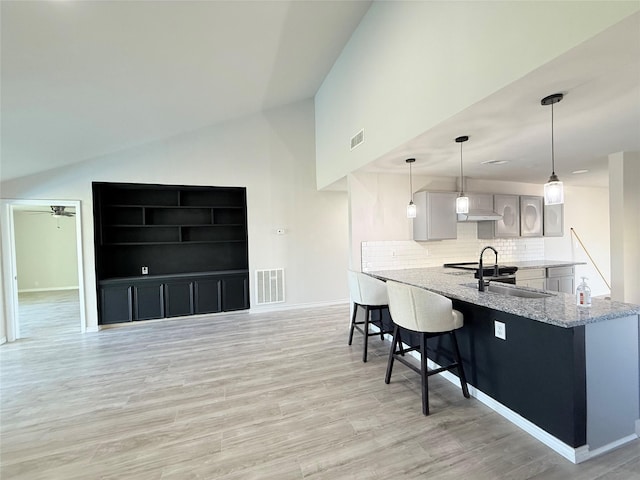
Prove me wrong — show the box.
[541,93,564,205]
[406,158,416,218]
[455,136,469,214]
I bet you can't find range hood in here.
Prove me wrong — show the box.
[457,209,503,222]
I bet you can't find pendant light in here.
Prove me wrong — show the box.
[541,93,564,205]
[455,136,469,214]
[406,158,416,218]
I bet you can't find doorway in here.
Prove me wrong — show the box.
[2,199,86,341]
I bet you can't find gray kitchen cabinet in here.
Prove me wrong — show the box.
[478,194,520,238]
[516,266,575,294]
[546,266,575,294]
[544,203,564,237]
[413,191,457,241]
[516,268,547,290]
[520,195,543,237]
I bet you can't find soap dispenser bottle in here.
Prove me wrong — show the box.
[576,277,592,307]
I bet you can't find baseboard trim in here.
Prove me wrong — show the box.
[249,299,349,314]
[373,326,639,464]
[18,287,79,293]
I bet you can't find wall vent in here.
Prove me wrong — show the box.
[255,269,285,305]
[350,128,364,150]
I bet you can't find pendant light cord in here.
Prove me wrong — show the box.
[409,161,413,200]
[551,102,555,176]
[459,142,464,194]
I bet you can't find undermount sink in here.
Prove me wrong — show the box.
[486,283,553,299]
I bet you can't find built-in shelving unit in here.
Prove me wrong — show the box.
[93,182,249,324]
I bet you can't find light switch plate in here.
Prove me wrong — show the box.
[494,320,506,340]
[142,266,149,275]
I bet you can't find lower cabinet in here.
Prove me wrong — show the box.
[515,268,546,290]
[134,282,164,320]
[194,278,221,314]
[100,285,133,324]
[99,271,249,324]
[516,266,575,294]
[546,266,575,294]
[164,280,194,318]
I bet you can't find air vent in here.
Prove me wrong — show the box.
[350,129,364,150]
[255,269,285,305]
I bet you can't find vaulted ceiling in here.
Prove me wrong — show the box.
[1,2,638,189]
[1,0,371,181]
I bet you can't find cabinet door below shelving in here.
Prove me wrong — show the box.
[222,275,249,311]
[133,283,164,320]
[165,281,194,317]
[194,278,222,314]
[100,285,132,324]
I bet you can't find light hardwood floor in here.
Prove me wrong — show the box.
[1,302,638,479]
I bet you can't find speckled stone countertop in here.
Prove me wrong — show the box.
[510,260,586,269]
[368,267,639,328]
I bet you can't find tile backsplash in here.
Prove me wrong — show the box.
[361,222,544,272]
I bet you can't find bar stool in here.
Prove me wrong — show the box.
[347,270,392,362]
[384,280,470,415]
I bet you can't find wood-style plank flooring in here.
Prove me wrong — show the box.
[1,301,639,479]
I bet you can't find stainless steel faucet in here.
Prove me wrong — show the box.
[478,246,498,292]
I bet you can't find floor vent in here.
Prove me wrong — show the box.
[255,269,285,305]
[350,128,364,150]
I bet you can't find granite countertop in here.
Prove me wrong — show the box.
[511,260,586,269]
[368,267,639,328]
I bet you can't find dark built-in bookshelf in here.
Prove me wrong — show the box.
[93,182,249,324]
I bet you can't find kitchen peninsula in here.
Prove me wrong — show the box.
[368,267,640,464]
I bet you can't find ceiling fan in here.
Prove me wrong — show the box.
[24,205,76,217]
[50,206,75,217]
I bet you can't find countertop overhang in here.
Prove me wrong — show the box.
[368,267,639,328]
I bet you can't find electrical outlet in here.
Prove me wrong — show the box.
[276,228,285,235]
[142,266,149,275]
[494,320,506,340]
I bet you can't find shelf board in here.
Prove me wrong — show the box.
[103,239,248,246]
[107,204,244,209]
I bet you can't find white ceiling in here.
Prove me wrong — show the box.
[0,0,371,181]
[1,2,638,189]
[362,12,640,188]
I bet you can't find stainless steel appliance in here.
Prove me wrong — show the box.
[443,262,518,284]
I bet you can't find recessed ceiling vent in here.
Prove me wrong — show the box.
[255,269,285,305]
[350,129,364,150]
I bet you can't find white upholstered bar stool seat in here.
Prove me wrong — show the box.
[384,280,470,415]
[347,270,393,362]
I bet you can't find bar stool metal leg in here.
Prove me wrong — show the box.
[451,331,470,398]
[421,332,429,415]
[385,325,400,384]
[363,306,370,362]
[348,303,358,346]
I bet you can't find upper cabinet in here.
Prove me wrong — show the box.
[544,203,564,237]
[413,191,457,241]
[478,194,520,238]
[520,195,543,237]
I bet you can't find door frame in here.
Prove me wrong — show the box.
[1,198,86,340]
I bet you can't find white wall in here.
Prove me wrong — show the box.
[13,211,78,291]
[0,231,6,343]
[0,100,350,332]
[609,152,640,303]
[315,1,639,189]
